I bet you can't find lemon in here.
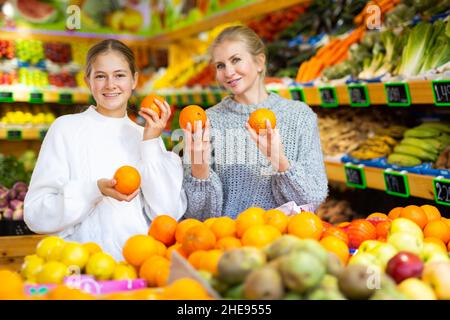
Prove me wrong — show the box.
[59,242,89,270]
[36,261,69,284]
[112,262,137,280]
[85,252,116,281]
[36,236,66,261]
[21,254,45,280]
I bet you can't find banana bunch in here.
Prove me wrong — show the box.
[350,135,398,160]
[387,122,450,167]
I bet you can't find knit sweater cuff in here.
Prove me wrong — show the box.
[185,170,214,186]
[274,160,304,179]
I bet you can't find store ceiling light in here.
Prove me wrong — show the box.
[2,2,14,18]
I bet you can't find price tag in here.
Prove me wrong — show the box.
[39,129,47,140]
[344,164,366,189]
[29,92,44,104]
[348,84,370,107]
[432,80,450,106]
[385,83,411,107]
[384,170,410,198]
[7,130,22,141]
[0,91,13,102]
[201,92,209,106]
[290,88,304,102]
[187,93,195,105]
[433,177,450,206]
[88,94,96,105]
[213,92,223,104]
[319,86,338,107]
[176,94,183,106]
[59,93,73,104]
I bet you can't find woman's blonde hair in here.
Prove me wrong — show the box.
[210,25,267,78]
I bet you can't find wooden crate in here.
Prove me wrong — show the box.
[0,235,45,272]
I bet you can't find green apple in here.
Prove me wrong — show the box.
[387,233,423,255]
[370,243,398,270]
[358,240,382,253]
[348,252,382,272]
[389,218,424,240]
[397,278,437,300]
[422,262,450,300]
[421,243,450,265]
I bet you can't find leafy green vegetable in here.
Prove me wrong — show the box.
[0,154,30,189]
[420,19,450,73]
[398,22,433,77]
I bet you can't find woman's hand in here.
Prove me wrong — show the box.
[97,179,140,202]
[139,99,171,140]
[184,119,211,179]
[245,120,290,172]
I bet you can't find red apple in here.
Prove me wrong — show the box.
[386,252,424,284]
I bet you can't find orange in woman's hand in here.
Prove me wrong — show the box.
[113,165,141,195]
[179,105,207,132]
[248,108,276,134]
[140,94,165,117]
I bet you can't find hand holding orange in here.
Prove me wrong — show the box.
[179,105,207,132]
[140,94,166,118]
[113,165,141,195]
[248,108,276,134]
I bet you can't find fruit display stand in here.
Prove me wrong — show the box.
[324,161,436,200]
[0,235,45,272]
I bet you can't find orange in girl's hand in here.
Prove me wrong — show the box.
[140,94,165,117]
[113,165,141,195]
[179,105,207,132]
[248,108,276,134]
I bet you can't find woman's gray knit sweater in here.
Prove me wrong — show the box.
[182,92,328,219]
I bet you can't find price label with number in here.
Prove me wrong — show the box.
[432,80,450,107]
[200,92,209,106]
[344,164,366,189]
[384,171,410,198]
[59,93,73,104]
[0,91,13,102]
[348,84,370,107]
[433,177,450,206]
[29,92,44,103]
[319,87,338,107]
[213,92,223,104]
[39,129,47,140]
[290,88,304,102]
[385,83,411,107]
[7,130,22,141]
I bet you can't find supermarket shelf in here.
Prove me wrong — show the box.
[0,88,91,104]
[0,127,47,141]
[147,0,311,47]
[150,80,445,107]
[324,161,436,200]
[0,234,45,272]
[0,80,444,106]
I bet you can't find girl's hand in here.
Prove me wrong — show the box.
[245,120,290,172]
[139,99,171,140]
[184,119,211,179]
[97,178,140,202]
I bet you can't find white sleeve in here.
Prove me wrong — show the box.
[139,138,187,221]
[24,120,103,234]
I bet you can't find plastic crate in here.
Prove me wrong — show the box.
[0,220,34,236]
